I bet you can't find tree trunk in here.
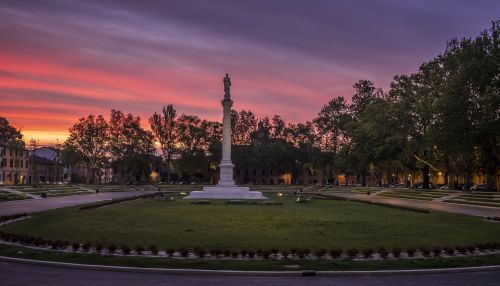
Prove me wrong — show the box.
[464,170,472,191]
[422,165,430,189]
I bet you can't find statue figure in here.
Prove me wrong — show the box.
[223,73,231,100]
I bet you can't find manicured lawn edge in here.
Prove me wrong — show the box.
[2,244,500,271]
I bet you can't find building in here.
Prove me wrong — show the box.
[0,142,30,185]
[28,147,64,184]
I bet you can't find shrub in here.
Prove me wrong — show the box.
[456,246,467,255]
[329,248,343,258]
[107,244,117,253]
[223,249,231,257]
[476,244,486,251]
[210,249,221,257]
[71,242,80,251]
[303,248,311,255]
[444,247,455,256]
[314,249,327,258]
[82,242,91,252]
[50,240,62,249]
[281,250,290,259]
[420,247,431,257]
[296,249,305,259]
[240,250,248,257]
[255,249,263,256]
[491,242,500,250]
[121,245,131,255]
[95,243,104,253]
[196,248,206,258]
[166,248,176,256]
[362,248,374,258]
[271,248,279,254]
[149,246,159,255]
[180,248,189,257]
[135,245,145,255]
[347,248,359,259]
[262,250,271,259]
[33,238,41,247]
[48,240,61,249]
[290,248,297,255]
[392,247,401,258]
[248,250,256,258]
[432,247,442,257]
[231,250,240,258]
[378,248,388,259]
[407,248,416,257]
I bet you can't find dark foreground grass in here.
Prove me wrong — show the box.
[1,244,500,271]
[2,196,500,250]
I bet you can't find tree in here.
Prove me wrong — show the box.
[149,104,179,183]
[59,141,82,184]
[109,110,155,182]
[176,114,211,180]
[286,121,320,184]
[314,96,349,184]
[347,81,385,186]
[231,110,257,145]
[66,115,109,184]
[0,117,23,144]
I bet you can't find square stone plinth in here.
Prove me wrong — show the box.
[185,186,267,200]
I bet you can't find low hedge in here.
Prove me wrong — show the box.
[79,193,159,210]
[1,231,500,260]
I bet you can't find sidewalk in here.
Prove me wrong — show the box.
[0,191,155,216]
[315,192,500,217]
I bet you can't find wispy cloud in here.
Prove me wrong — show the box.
[0,0,498,143]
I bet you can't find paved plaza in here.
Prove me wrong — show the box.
[0,190,155,216]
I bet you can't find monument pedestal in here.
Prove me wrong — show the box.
[186,186,267,200]
[185,161,267,200]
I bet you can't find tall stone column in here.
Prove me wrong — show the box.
[218,98,235,186]
[185,73,266,199]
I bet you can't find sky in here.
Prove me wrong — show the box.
[0,0,498,144]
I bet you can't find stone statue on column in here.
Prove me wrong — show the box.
[223,73,231,100]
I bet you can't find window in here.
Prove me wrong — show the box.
[21,160,23,168]
[244,170,248,175]
[261,170,265,175]
[9,159,13,167]
[252,170,256,176]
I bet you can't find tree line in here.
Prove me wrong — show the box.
[1,21,498,189]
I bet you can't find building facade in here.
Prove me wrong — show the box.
[0,143,30,185]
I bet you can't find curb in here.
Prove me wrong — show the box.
[2,255,500,277]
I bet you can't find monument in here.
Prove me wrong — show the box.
[185,74,266,200]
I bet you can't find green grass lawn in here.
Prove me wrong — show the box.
[2,195,500,251]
